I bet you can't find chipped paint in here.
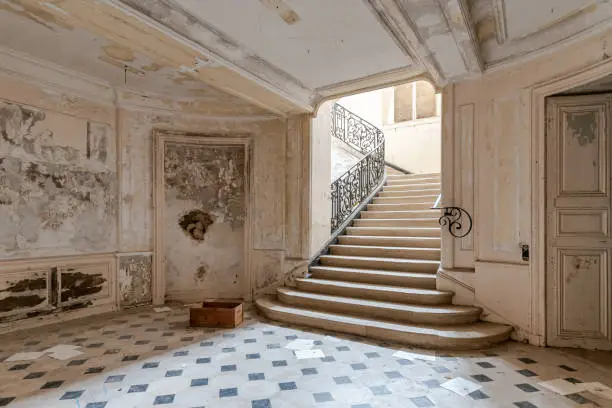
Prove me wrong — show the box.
[163,141,246,299]
[118,254,152,306]
[103,43,136,62]
[0,101,117,258]
[258,0,300,24]
[567,111,597,146]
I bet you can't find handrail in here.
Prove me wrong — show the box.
[431,195,473,238]
[331,104,384,155]
[330,103,386,233]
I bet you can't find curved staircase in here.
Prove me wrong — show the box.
[257,173,512,350]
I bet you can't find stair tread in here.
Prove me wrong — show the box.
[257,297,512,342]
[278,287,479,315]
[320,255,439,264]
[310,265,436,279]
[297,278,449,295]
[329,244,440,252]
[363,210,438,214]
[338,235,440,241]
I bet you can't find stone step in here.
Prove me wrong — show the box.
[256,297,513,350]
[367,202,432,211]
[361,210,440,219]
[387,173,440,180]
[328,245,440,261]
[353,218,439,228]
[337,235,440,248]
[277,288,481,325]
[378,189,440,197]
[309,265,437,288]
[345,227,440,237]
[295,278,452,305]
[319,255,439,273]
[373,195,439,204]
[383,183,441,191]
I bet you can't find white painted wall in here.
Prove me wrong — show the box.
[338,88,440,173]
[310,100,333,257]
[383,118,441,174]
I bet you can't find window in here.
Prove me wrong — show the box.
[392,81,438,123]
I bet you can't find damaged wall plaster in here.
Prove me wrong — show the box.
[118,254,152,306]
[0,101,117,259]
[163,142,246,299]
[0,47,307,326]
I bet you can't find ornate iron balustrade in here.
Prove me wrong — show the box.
[330,104,385,233]
[331,103,384,154]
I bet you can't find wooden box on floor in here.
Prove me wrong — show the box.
[189,301,243,328]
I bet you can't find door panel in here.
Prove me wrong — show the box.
[547,94,612,350]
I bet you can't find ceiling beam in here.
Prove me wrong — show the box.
[437,0,484,75]
[365,0,447,86]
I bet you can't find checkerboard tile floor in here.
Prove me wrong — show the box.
[0,305,610,407]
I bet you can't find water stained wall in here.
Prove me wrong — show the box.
[0,101,117,259]
[163,141,247,299]
[118,254,152,307]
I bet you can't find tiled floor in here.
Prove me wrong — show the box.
[0,305,611,408]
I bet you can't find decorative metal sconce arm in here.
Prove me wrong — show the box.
[431,198,473,238]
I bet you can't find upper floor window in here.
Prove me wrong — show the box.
[393,81,438,123]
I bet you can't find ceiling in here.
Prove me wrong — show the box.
[0,0,253,104]
[469,0,612,67]
[1,0,612,115]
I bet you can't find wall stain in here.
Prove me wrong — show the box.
[0,278,46,293]
[0,101,116,255]
[0,295,46,312]
[118,255,152,307]
[178,210,213,241]
[567,255,598,283]
[567,111,597,146]
[60,272,105,303]
[195,264,208,282]
[102,43,135,62]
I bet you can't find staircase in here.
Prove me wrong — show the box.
[257,173,513,350]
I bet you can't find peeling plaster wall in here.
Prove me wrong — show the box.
[0,52,299,324]
[0,100,117,259]
[118,106,288,301]
[163,143,246,300]
[443,27,612,344]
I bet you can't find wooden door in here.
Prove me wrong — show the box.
[547,93,612,350]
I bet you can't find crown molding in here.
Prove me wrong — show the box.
[438,0,484,74]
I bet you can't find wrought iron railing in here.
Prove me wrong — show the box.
[330,104,385,233]
[331,103,384,154]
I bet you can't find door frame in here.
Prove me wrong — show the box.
[152,130,252,305]
[532,58,612,346]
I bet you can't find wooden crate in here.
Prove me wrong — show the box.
[189,301,243,328]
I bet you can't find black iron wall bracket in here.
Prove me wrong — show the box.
[431,206,473,238]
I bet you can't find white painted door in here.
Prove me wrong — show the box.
[547,94,612,350]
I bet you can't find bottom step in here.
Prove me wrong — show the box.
[256,297,512,350]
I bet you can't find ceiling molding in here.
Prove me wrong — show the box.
[364,0,447,86]
[103,0,313,113]
[492,0,508,45]
[438,0,484,74]
[312,66,431,111]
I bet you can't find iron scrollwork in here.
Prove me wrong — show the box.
[436,206,473,238]
[330,103,385,234]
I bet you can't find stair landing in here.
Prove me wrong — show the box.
[256,173,512,349]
